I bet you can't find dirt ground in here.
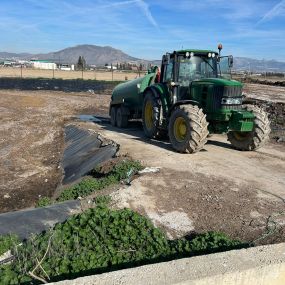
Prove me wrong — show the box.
[0,83,284,245]
[88,121,285,245]
[243,83,285,103]
[0,89,109,212]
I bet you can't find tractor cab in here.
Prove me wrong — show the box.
[160,48,234,102]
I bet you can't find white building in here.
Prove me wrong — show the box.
[31,60,57,70]
[60,64,75,71]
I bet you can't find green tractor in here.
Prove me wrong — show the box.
[109,44,270,153]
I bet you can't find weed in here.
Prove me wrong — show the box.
[57,160,143,202]
[0,234,19,256]
[36,197,53,208]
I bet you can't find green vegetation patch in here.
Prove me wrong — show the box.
[35,159,143,208]
[0,205,247,284]
[0,234,20,256]
[36,197,53,208]
[57,159,143,202]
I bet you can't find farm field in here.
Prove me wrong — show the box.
[0,67,139,81]
[0,82,284,245]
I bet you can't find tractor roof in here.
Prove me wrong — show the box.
[176,49,218,54]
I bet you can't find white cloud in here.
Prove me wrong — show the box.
[258,0,285,24]
[104,0,158,27]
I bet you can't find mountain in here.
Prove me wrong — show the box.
[1,45,285,72]
[0,45,139,66]
[234,57,285,73]
[35,45,139,65]
[0,52,33,59]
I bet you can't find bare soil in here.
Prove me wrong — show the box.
[0,89,110,212]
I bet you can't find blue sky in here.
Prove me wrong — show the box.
[0,0,285,61]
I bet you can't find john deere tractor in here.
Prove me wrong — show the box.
[109,44,270,153]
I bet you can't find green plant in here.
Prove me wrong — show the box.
[57,160,143,202]
[36,197,53,208]
[94,195,111,206]
[0,234,20,256]
[0,206,247,284]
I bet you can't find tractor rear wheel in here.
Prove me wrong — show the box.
[169,104,209,153]
[142,91,162,138]
[110,106,117,127]
[116,106,128,128]
[227,105,270,151]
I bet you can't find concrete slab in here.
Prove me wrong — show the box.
[52,243,285,285]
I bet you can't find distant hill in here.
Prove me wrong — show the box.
[0,45,139,66]
[234,57,285,73]
[1,45,285,72]
[0,52,33,59]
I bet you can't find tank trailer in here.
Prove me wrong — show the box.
[109,44,270,153]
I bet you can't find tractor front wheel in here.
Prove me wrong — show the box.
[227,105,270,151]
[169,104,209,153]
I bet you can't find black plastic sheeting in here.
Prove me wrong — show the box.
[0,201,81,239]
[62,125,119,184]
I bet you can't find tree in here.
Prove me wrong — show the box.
[77,56,86,70]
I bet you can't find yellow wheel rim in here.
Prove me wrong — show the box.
[174,117,187,142]
[233,131,250,141]
[144,101,153,130]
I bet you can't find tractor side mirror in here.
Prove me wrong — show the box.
[228,55,233,68]
[163,53,170,64]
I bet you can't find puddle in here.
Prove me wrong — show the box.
[76,114,110,124]
[77,114,102,122]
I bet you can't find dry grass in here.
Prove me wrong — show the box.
[0,67,139,81]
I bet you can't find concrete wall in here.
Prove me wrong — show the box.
[52,243,285,285]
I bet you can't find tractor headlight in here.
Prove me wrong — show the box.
[221,97,242,105]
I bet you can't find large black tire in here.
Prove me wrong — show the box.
[116,106,128,128]
[142,91,162,138]
[227,105,271,151]
[110,106,117,127]
[169,105,209,153]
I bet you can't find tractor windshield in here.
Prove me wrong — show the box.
[178,56,218,86]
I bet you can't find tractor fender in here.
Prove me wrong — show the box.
[143,86,160,99]
[168,100,199,117]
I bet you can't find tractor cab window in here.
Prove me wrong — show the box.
[178,56,218,86]
[163,61,173,82]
